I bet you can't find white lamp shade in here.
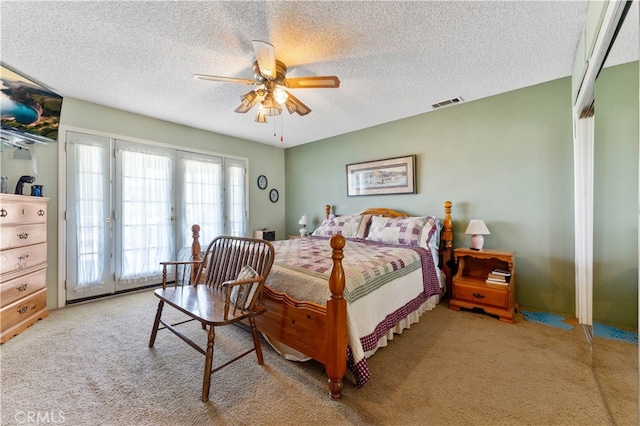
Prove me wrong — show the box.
[465,219,490,235]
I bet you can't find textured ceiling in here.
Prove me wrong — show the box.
[1,1,637,148]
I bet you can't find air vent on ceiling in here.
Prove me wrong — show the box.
[431,96,464,109]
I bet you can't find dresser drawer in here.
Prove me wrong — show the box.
[0,197,47,226]
[0,224,47,250]
[453,281,508,309]
[1,288,48,337]
[1,267,47,308]
[0,242,47,275]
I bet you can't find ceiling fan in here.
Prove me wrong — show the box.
[192,40,340,123]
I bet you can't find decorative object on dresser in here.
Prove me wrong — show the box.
[298,214,309,237]
[0,193,50,343]
[449,248,517,323]
[464,219,490,250]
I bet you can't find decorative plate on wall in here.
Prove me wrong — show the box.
[269,188,279,203]
[257,175,268,190]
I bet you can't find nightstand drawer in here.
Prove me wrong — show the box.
[454,282,508,309]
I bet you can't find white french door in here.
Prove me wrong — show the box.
[65,131,247,302]
[65,132,113,300]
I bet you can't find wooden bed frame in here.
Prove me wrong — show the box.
[189,201,454,399]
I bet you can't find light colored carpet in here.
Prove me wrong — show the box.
[0,290,636,426]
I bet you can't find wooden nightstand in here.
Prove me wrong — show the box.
[449,248,517,323]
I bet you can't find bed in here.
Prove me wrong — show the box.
[187,201,454,399]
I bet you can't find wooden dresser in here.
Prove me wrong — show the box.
[0,193,50,343]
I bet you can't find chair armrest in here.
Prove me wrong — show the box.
[160,260,203,267]
[221,277,265,318]
[160,260,204,289]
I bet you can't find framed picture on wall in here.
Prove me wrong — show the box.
[346,155,416,196]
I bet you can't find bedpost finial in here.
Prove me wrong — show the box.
[329,233,346,250]
[192,224,201,234]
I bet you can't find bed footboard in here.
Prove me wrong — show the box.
[254,233,347,399]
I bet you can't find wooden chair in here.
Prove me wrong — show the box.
[149,235,275,401]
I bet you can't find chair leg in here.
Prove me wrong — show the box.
[202,325,215,402]
[149,300,164,347]
[249,317,264,365]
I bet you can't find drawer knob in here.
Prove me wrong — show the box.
[0,209,6,217]
[472,292,485,299]
[38,209,45,216]
[17,254,29,260]
[17,305,29,314]
[17,232,29,240]
[17,283,29,292]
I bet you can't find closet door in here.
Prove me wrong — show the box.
[65,132,114,300]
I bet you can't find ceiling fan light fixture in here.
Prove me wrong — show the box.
[261,92,282,116]
[274,87,288,104]
[255,108,268,123]
[240,90,259,107]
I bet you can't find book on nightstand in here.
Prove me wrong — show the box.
[486,277,509,285]
[486,268,511,285]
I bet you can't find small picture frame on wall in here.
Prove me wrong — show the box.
[257,175,268,190]
[346,155,416,196]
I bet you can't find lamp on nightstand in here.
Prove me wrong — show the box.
[298,214,309,237]
[465,219,490,250]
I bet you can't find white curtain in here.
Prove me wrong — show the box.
[225,158,247,237]
[118,147,173,283]
[74,142,107,290]
[181,154,224,248]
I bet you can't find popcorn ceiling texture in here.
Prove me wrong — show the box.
[1,1,637,148]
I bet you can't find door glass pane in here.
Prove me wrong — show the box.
[117,145,174,284]
[75,143,107,288]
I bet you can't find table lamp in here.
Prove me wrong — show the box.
[465,219,490,250]
[298,214,309,237]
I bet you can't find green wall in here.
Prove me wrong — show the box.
[286,64,640,328]
[594,61,639,329]
[0,98,286,309]
[286,76,578,318]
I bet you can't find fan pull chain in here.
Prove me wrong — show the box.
[280,115,284,142]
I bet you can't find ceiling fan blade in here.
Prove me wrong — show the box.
[192,74,256,85]
[252,40,276,79]
[283,76,340,89]
[284,91,311,116]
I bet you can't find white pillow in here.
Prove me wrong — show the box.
[311,214,371,239]
[366,216,428,246]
